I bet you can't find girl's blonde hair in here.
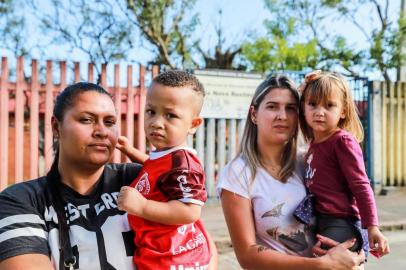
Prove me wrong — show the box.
[299,71,364,142]
[237,74,299,183]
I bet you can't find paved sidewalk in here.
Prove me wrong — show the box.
[201,187,406,253]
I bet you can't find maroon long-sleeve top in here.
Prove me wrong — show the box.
[305,129,378,228]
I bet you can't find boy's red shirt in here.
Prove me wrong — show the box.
[128,148,211,270]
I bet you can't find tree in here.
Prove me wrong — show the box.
[241,0,321,73]
[242,0,405,81]
[33,0,135,82]
[322,0,406,82]
[196,9,242,70]
[0,0,29,56]
[122,0,199,69]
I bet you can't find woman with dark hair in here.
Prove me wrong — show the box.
[217,74,365,269]
[0,82,217,270]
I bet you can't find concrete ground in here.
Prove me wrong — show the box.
[201,187,406,269]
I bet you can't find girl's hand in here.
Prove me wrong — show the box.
[117,186,147,217]
[368,226,390,257]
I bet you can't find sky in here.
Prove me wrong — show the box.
[1,0,402,81]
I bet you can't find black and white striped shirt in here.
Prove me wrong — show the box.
[0,163,141,270]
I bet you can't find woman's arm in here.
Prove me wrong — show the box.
[0,254,54,270]
[221,189,363,270]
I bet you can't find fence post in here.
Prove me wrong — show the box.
[15,57,24,182]
[205,118,216,197]
[125,65,134,162]
[137,65,146,153]
[30,59,39,179]
[0,57,9,189]
[113,64,121,163]
[370,81,383,192]
[44,60,54,171]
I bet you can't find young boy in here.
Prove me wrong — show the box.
[117,70,211,270]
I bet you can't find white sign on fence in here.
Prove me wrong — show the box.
[195,70,264,119]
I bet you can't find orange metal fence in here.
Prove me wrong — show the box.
[0,56,157,189]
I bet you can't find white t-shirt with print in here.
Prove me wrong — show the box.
[217,156,314,257]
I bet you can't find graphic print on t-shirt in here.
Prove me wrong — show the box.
[261,203,309,252]
[135,172,151,194]
[305,152,316,186]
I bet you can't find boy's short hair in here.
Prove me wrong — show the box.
[152,70,205,97]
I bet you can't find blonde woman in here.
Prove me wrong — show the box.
[217,74,365,270]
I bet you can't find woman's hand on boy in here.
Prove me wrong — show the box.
[314,235,365,270]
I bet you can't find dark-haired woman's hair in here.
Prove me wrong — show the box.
[49,82,112,269]
[53,82,111,121]
[237,74,299,183]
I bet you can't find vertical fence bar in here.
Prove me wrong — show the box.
[396,82,401,186]
[14,57,24,182]
[60,61,67,92]
[367,81,373,183]
[388,83,395,186]
[151,65,159,78]
[382,82,387,187]
[44,60,54,171]
[101,64,107,90]
[196,120,205,165]
[402,82,406,186]
[217,119,226,176]
[30,59,39,179]
[88,63,94,83]
[113,64,121,163]
[227,119,237,163]
[187,134,194,147]
[205,119,215,197]
[0,57,9,189]
[74,62,80,82]
[137,65,146,153]
[237,119,245,146]
[125,65,134,162]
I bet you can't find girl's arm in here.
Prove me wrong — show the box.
[0,254,54,270]
[220,189,364,270]
[117,186,201,225]
[116,136,149,163]
[336,136,389,255]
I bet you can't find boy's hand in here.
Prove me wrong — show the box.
[367,226,390,257]
[117,186,148,217]
[116,136,131,154]
[116,135,149,163]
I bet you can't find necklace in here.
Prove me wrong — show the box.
[263,161,281,172]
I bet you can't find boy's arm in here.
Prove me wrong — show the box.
[116,136,149,163]
[117,186,201,225]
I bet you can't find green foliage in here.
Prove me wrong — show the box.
[242,37,319,72]
[125,0,199,68]
[241,0,321,73]
[242,0,404,81]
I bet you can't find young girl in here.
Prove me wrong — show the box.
[298,71,390,258]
